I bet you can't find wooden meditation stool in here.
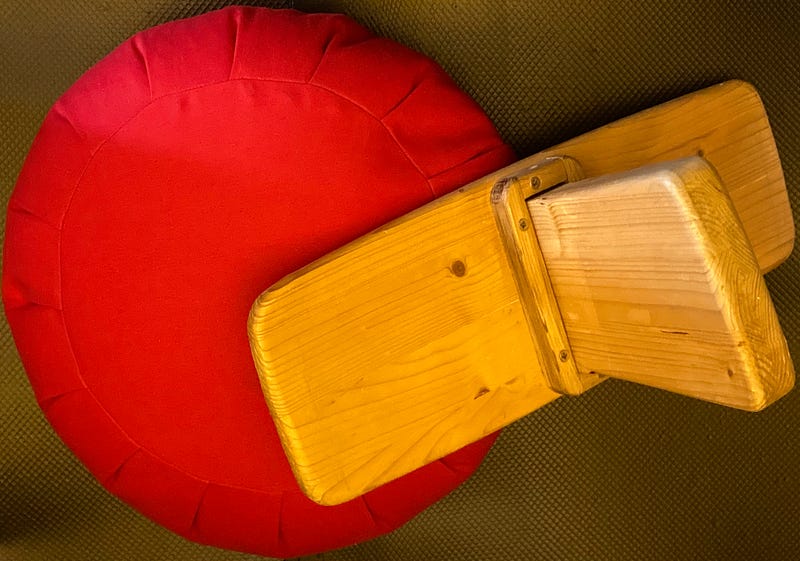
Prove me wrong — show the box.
[5,7,794,556]
[249,80,796,506]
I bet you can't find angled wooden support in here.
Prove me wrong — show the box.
[248,81,795,506]
[530,158,793,409]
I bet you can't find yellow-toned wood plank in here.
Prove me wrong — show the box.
[249,177,560,506]
[540,80,794,272]
[473,81,792,272]
[529,157,794,410]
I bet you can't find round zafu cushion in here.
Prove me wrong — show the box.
[2,6,514,558]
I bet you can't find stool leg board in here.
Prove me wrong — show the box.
[529,157,793,411]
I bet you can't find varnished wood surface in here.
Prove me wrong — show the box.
[471,81,792,272]
[530,157,794,410]
[540,80,794,273]
[250,172,561,506]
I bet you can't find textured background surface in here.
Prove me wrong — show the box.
[1,1,798,560]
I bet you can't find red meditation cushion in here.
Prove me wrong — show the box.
[2,6,514,557]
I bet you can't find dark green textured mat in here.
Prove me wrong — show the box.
[2,1,798,560]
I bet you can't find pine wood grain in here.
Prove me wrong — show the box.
[250,170,562,506]
[529,157,794,410]
[470,81,792,272]
[539,80,794,273]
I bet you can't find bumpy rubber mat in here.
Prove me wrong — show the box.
[2,1,798,560]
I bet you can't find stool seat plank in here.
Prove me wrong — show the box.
[249,172,563,505]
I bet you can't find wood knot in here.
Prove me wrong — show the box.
[450,259,467,277]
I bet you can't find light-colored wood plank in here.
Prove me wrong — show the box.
[529,157,794,410]
[541,80,794,273]
[249,170,562,506]
[475,81,793,272]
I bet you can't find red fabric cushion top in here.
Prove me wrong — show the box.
[3,6,514,558]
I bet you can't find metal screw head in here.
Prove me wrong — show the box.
[559,349,569,362]
[518,218,529,231]
[530,176,541,190]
